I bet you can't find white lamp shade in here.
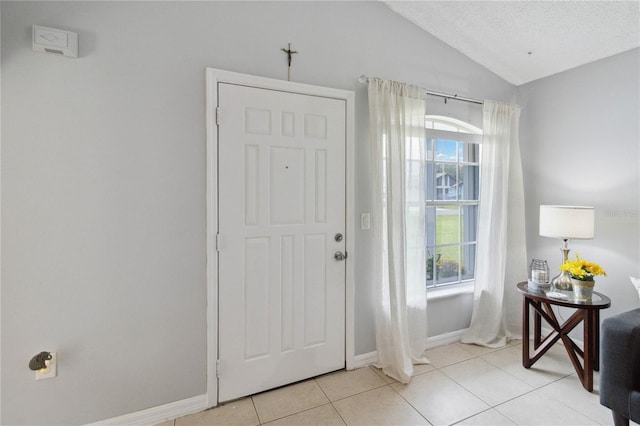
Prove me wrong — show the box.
[539,205,595,239]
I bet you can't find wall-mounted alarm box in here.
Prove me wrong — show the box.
[32,25,78,58]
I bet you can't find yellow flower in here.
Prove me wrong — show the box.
[560,254,607,281]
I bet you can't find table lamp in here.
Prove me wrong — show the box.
[539,205,595,290]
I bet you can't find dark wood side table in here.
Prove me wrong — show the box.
[517,281,611,392]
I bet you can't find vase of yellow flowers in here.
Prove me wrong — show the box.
[560,254,607,301]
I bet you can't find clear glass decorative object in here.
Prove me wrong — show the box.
[528,259,551,289]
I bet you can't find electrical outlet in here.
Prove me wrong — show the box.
[35,352,57,380]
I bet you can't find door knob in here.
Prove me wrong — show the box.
[334,251,347,261]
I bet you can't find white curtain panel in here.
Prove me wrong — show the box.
[461,100,528,348]
[368,78,429,383]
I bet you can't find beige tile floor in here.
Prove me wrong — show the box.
[159,340,633,426]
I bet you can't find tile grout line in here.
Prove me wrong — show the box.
[385,381,434,425]
[311,377,350,426]
[254,378,338,425]
[427,344,547,423]
[466,371,597,426]
[478,344,576,384]
[258,402,341,426]
[296,370,412,423]
[321,372,394,403]
[445,347,548,425]
[327,402,349,426]
[249,394,262,425]
[449,407,501,426]
[481,343,609,425]
[435,356,537,409]
[429,349,506,422]
[313,377,331,402]
[253,368,393,425]
[519,372,609,425]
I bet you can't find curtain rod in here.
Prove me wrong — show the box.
[358,75,483,105]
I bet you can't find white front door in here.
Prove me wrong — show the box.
[217,82,347,402]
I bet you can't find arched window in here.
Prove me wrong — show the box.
[425,116,481,288]
[425,115,482,135]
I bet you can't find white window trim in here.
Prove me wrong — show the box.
[427,281,475,301]
[425,115,483,135]
[426,128,482,145]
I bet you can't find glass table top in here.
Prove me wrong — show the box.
[517,281,611,307]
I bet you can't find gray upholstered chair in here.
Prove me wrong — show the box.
[600,308,640,426]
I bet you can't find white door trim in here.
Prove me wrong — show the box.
[205,68,355,407]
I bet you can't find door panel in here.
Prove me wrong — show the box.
[218,83,346,402]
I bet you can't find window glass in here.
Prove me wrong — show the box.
[426,116,481,289]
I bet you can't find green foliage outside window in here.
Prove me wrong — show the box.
[427,252,465,280]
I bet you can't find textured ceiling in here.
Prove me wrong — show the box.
[383,1,640,86]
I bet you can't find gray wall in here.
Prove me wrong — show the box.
[1,1,515,424]
[518,49,640,322]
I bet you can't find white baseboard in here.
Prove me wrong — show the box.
[86,394,210,426]
[426,328,467,349]
[352,329,468,369]
[353,351,378,369]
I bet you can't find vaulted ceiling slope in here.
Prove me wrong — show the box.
[383,1,640,86]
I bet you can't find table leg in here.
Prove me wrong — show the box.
[594,310,600,372]
[523,297,530,368]
[534,304,541,349]
[583,310,594,391]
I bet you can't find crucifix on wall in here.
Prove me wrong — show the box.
[281,43,298,81]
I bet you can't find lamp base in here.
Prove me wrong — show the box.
[552,270,573,291]
[551,242,573,291]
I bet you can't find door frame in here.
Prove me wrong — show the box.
[205,68,355,407]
